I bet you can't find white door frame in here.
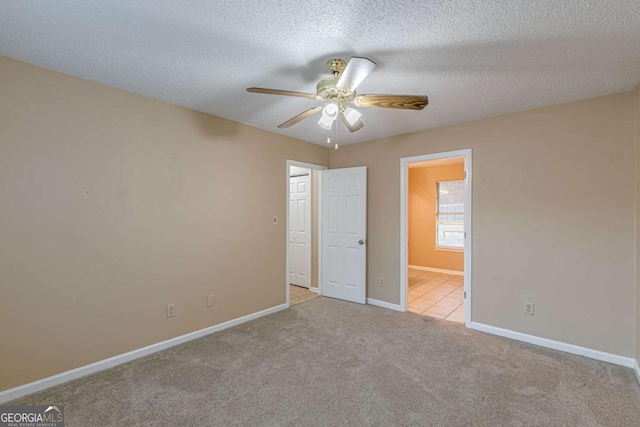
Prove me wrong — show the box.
[286,160,327,308]
[400,149,473,326]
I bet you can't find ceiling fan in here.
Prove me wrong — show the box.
[246,57,429,133]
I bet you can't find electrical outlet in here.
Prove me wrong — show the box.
[524,302,534,315]
[379,277,385,286]
[166,303,176,318]
[207,294,215,308]
[272,216,279,225]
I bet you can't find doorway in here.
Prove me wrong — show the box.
[286,161,368,308]
[286,161,325,306]
[400,150,472,326]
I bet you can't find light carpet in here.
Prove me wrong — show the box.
[9,297,640,426]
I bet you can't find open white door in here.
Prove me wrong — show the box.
[289,174,311,288]
[321,166,367,304]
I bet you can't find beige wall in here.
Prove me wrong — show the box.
[330,92,637,357]
[0,56,329,391]
[409,163,464,271]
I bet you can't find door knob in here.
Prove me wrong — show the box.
[359,239,366,246]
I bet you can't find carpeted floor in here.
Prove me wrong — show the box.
[10,297,640,426]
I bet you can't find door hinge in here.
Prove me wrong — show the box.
[465,171,467,179]
[464,291,467,299]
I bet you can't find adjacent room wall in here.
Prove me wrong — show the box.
[409,163,464,272]
[0,56,329,392]
[330,92,637,357]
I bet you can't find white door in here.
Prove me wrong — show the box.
[321,167,367,304]
[289,174,311,288]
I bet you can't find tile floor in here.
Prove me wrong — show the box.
[290,284,319,305]
[408,268,464,323]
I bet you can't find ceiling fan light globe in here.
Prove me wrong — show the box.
[322,103,339,120]
[343,107,362,126]
[318,115,334,130]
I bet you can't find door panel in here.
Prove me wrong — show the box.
[288,174,311,288]
[321,167,367,304]
[288,196,295,280]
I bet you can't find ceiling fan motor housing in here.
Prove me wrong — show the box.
[316,77,339,98]
[316,78,355,103]
[316,59,356,102]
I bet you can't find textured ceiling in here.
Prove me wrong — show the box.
[1,1,639,146]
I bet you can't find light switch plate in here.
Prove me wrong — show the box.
[524,302,534,315]
[166,303,176,318]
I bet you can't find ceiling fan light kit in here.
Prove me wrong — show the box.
[318,116,333,130]
[342,107,362,126]
[318,103,339,129]
[246,56,428,139]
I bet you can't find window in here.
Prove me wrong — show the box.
[436,180,464,249]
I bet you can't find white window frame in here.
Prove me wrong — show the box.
[435,179,464,251]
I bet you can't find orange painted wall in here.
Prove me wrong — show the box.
[408,163,464,271]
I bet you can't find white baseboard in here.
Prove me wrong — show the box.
[0,303,288,404]
[367,298,403,312]
[633,359,640,385]
[309,287,319,294]
[470,322,635,369]
[409,265,463,276]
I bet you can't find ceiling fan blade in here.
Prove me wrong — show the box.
[339,112,364,132]
[247,87,318,100]
[336,57,376,93]
[354,94,429,110]
[278,106,323,128]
